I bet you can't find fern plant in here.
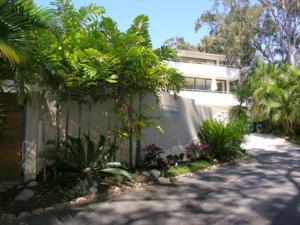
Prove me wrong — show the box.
[45,135,133,181]
[198,120,245,162]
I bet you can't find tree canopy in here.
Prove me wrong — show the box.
[195,0,300,67]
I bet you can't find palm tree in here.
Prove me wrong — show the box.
[251,64,300,135]
[0,0,58,65]
[229,82,251,122]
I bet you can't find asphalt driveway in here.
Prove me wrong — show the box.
[6,134,300,225]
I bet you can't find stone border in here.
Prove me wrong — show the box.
[0,182,146,223]
[0,156,250,223]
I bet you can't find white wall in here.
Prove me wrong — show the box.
[23,92,233,181]
[178,91,239,107]
[168,61,240,81]
[142,92,231,156]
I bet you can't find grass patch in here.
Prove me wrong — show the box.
[166,160,212,177]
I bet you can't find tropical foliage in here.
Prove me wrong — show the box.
[229,82,251,123]
[198,120,245,162]
[30,0,185,168]
[250,63,300,135]
[0,0,58,65]
[46,135,133,181]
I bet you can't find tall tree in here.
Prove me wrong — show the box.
[164,36,198,51]
[196,0,300,67]
[257,0,300,65]
[195,0,262,68]
[34,0,184,167]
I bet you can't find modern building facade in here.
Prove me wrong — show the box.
[171,50,240,110]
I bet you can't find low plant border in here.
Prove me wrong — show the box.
[0,155,250,223]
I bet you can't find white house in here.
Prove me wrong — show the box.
[142,50,240,156]
[172,50,240,109]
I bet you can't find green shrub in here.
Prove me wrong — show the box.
[198,120,245,162]
[167,160,212,177]
[45,135,134,182]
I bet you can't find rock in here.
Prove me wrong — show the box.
[44,207,55,212]
[121,186,133,192]
[158,177,169,184]
[17,212,31,219]
[90,187,98,194]
[150,169,161,178]
[109,186,121,195]
[141,171,150,177]
[27,181,38,187]
[2,213,16,221]
[14,189,34,201]
[17,185,24,189]
[75,197,88,204]
[31,208,45,215]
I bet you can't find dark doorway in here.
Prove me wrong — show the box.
[0,93,22,181]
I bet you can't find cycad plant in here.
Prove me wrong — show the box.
[45,135,134,181]
[198,120,245,162]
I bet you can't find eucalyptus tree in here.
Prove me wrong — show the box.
[195,0,262,68]
[164,36,198,51]
[257,0,300,65]
[250,63,300,135]
[196,0,300,67]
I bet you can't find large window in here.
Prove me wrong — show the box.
[185,77,227,92]
[216,80,226,92]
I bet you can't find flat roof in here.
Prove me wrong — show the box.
[177,50,226,61]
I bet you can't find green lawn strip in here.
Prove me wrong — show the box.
[166,160,212,177]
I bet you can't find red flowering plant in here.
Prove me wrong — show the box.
[186,141,210,161]
[143,144,168,170]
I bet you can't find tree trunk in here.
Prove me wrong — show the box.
[288,45,297,66]
[129,131,133,168]
[135,95,143,169]
[78,103,82,138]
[128,97,134,168]
[55,98,61,145]
[65,100,70,138]
[88,103,92,137]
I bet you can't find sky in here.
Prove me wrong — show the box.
[33,0,213,48]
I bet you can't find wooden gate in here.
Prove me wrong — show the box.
[0,93,22,181]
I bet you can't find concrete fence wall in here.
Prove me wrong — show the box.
[22,92,230,182]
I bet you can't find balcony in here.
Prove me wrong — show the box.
[168,61,240,81]
[178,90,239,107]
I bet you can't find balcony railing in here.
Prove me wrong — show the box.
[183,89,231,94]
[178,90,238,107]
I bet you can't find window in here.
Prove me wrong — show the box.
[195,79,206,90]
[216,80,226,92]
[185,77,195,89]
[205,79,212,90]
[184,77,228,92]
